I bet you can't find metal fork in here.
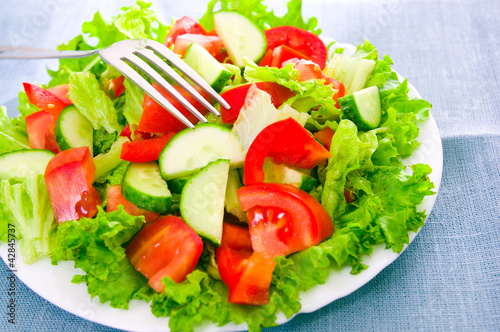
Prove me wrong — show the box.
[0,39,230,129]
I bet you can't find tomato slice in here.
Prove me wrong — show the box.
[23,82,70,129]
[126,215,203,292]
[313,126,335,150]
[270,45,310,68]
[244,117,331,185]
[216,223,276,305]
[120,132,176,163]
[137,83,211,134]
[25,111,60,154]
[47,84,71,104]
[106,184,160,222]
[173,33,223,58]
[44,147,100,223]
[219,82,295,124]
[238,183,334,258]
[165,16,207,47]
[264,26,327,69]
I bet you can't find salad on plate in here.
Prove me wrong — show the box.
[0,0,437,331]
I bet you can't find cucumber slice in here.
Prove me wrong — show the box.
[159,123,244,181]
[166,177,189,194]
[262,160,318,193]
[183,42,232,92]
[214,11,267,67]
[55,105,94,155]
[324,54,376,95]
[225,168,247,222]
[180,159,230,245]
[0,149,55,181]
[339,86,382,131]
[122,162,172,214]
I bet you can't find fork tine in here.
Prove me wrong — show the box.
[135,48,220,117]
[144,40,231,110]
[124,53,208,124]
[102,57,196,129]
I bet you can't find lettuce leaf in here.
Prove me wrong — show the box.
[152,270,282,332]
[321,120,378,228]
[68,72,121,133]
[0,106,30,155]
[243,59,301,90]
[200,0,320,35]
[17,90,40,119]
[379,107,420,158]
[93,161,130,207]
[122,78,145,127]
[351,40,433,159]
[51,207,153,309]
[346,164,435,252]
[0,175,57,263]
[93,128,119,156]
[114,1,168,41]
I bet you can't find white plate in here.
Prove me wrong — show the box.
[0,41,443,331]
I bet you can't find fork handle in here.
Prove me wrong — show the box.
[0,46,99,59]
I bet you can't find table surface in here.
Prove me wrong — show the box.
[1,0,499,331]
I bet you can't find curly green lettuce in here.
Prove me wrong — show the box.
[51,207,153,309]
[0,106,30,155]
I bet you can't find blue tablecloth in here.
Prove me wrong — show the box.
[1,0,499,331]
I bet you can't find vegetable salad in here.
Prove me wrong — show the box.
[0,0,435,331]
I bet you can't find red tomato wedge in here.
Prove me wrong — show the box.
[23,82,70,129]
[165,16,207,47]
[25,111,60,154]
[238,183,334,258]
[47,84,71,104]
[264,26,327,69]
[126,215,203,292]
[313,126,335,150]
[258,49,274,67]
[216,223,276,305]
[44,147,100,223]
[220,82,295,124]
[120,132,176,163]
[137,83,211,134]
[244,117,331,185]
[270,45,310,68]
[106,184,160,222]
[173,33,223,58]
